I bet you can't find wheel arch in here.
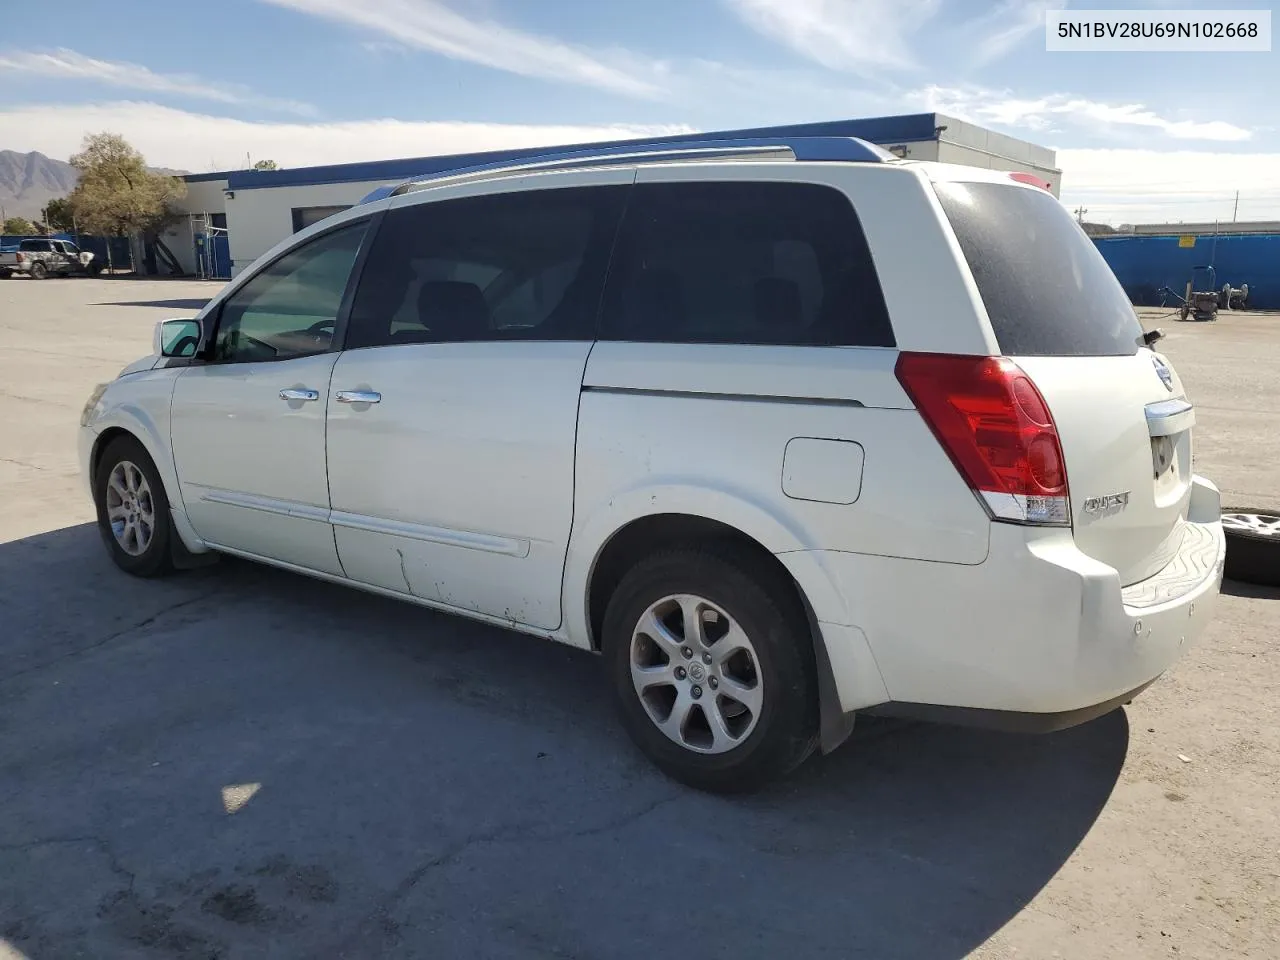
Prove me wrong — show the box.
[568,493,864,754]
[89,407,211,563]
[89,425,141,486]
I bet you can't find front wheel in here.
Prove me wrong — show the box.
[602,544,819,792]
[93,435,175,577]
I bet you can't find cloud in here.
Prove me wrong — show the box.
[919,84,1253,142]
[360,40,412,57]
[0,48,316,116]
[0,100,694,173]
[958,0,1068,67]
[1059,148,1280,224]
[259,0,665,98]
[724,0,941,74]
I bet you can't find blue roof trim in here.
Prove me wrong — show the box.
[182,170,242,183]
[221,114,941,192]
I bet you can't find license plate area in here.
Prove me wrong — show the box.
[1151,434,1176,478]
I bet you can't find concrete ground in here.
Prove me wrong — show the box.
[1,278,1277,960]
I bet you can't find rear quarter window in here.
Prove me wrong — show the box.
[933,181,1143,357]
[599,181,895,348]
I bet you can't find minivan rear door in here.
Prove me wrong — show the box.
[932,176,1194,586]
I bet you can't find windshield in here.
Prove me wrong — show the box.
[934,180,1143,357]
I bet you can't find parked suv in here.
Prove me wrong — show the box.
[79,137,1226,791]
[0,237,100,278]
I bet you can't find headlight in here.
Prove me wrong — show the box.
[81,382,109,427]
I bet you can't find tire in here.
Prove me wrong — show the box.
[0,269,10,279]
[93,435,175,578]
[29,261,48,280]
[602,543,819,793]
[1221,508,1280,588]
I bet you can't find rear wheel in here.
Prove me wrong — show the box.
[602,544,818,792]
[1222,509,1280,587]
[29,261,48,280]
[93,435,175,577]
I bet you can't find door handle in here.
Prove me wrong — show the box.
[279,388,320,402]
[335,390,381,404]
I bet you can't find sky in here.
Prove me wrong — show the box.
[1,0,1277,225]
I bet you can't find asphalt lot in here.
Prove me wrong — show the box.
[1,278,1277,959]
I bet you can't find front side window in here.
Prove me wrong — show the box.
[346,185,628,349]
[599,181,895,348]
[212,220,368,363]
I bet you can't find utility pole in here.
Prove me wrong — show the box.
[1074,205,1088,224]
[1232,190,1239,222]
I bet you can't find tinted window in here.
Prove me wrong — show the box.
[212,220,368,363]
[347,185,627,348]
[20,240,51,252]
[599,181,894,347]
[934,181,1143,357]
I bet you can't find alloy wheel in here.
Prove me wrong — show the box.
[105,460,156,557]
[629,593,764,754]
[1222,512,1280,538]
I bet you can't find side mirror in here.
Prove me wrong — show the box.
[155,318,202,358]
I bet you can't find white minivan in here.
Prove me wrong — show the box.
[80,137,1226,791]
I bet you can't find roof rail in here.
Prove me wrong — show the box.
[356,136,896,204]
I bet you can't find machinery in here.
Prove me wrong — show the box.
[1220,282,1250,310]
[1178,265,1220,322]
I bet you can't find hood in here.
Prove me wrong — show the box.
[118,355,162,378]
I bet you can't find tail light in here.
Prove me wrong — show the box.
[15,253,25,264]
[895,352,1070,526]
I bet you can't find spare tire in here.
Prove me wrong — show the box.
[1221,508,1280,587]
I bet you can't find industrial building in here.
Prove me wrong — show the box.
[158,112,1061,280]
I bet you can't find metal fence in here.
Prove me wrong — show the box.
[1094,233,1280,311]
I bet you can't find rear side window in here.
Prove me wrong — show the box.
[347,185,628,348]
[21,240,51,252]
[934,181,1143,357]
[599,181,894,347]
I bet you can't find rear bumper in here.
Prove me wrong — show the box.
[865,680,1156,733]
[796,474,1226,723]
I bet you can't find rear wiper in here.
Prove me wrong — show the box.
[1141,328,1164,347]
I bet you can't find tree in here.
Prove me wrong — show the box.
[67,133,187,270]
[253,159,279,171]
[43,198,77,232]
[3,216,37,235]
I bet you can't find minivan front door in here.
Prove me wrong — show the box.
[324,178,629,629]
[170,219,370,575]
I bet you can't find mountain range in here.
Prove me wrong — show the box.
[0,150,190,223]
[0,151,79,222]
